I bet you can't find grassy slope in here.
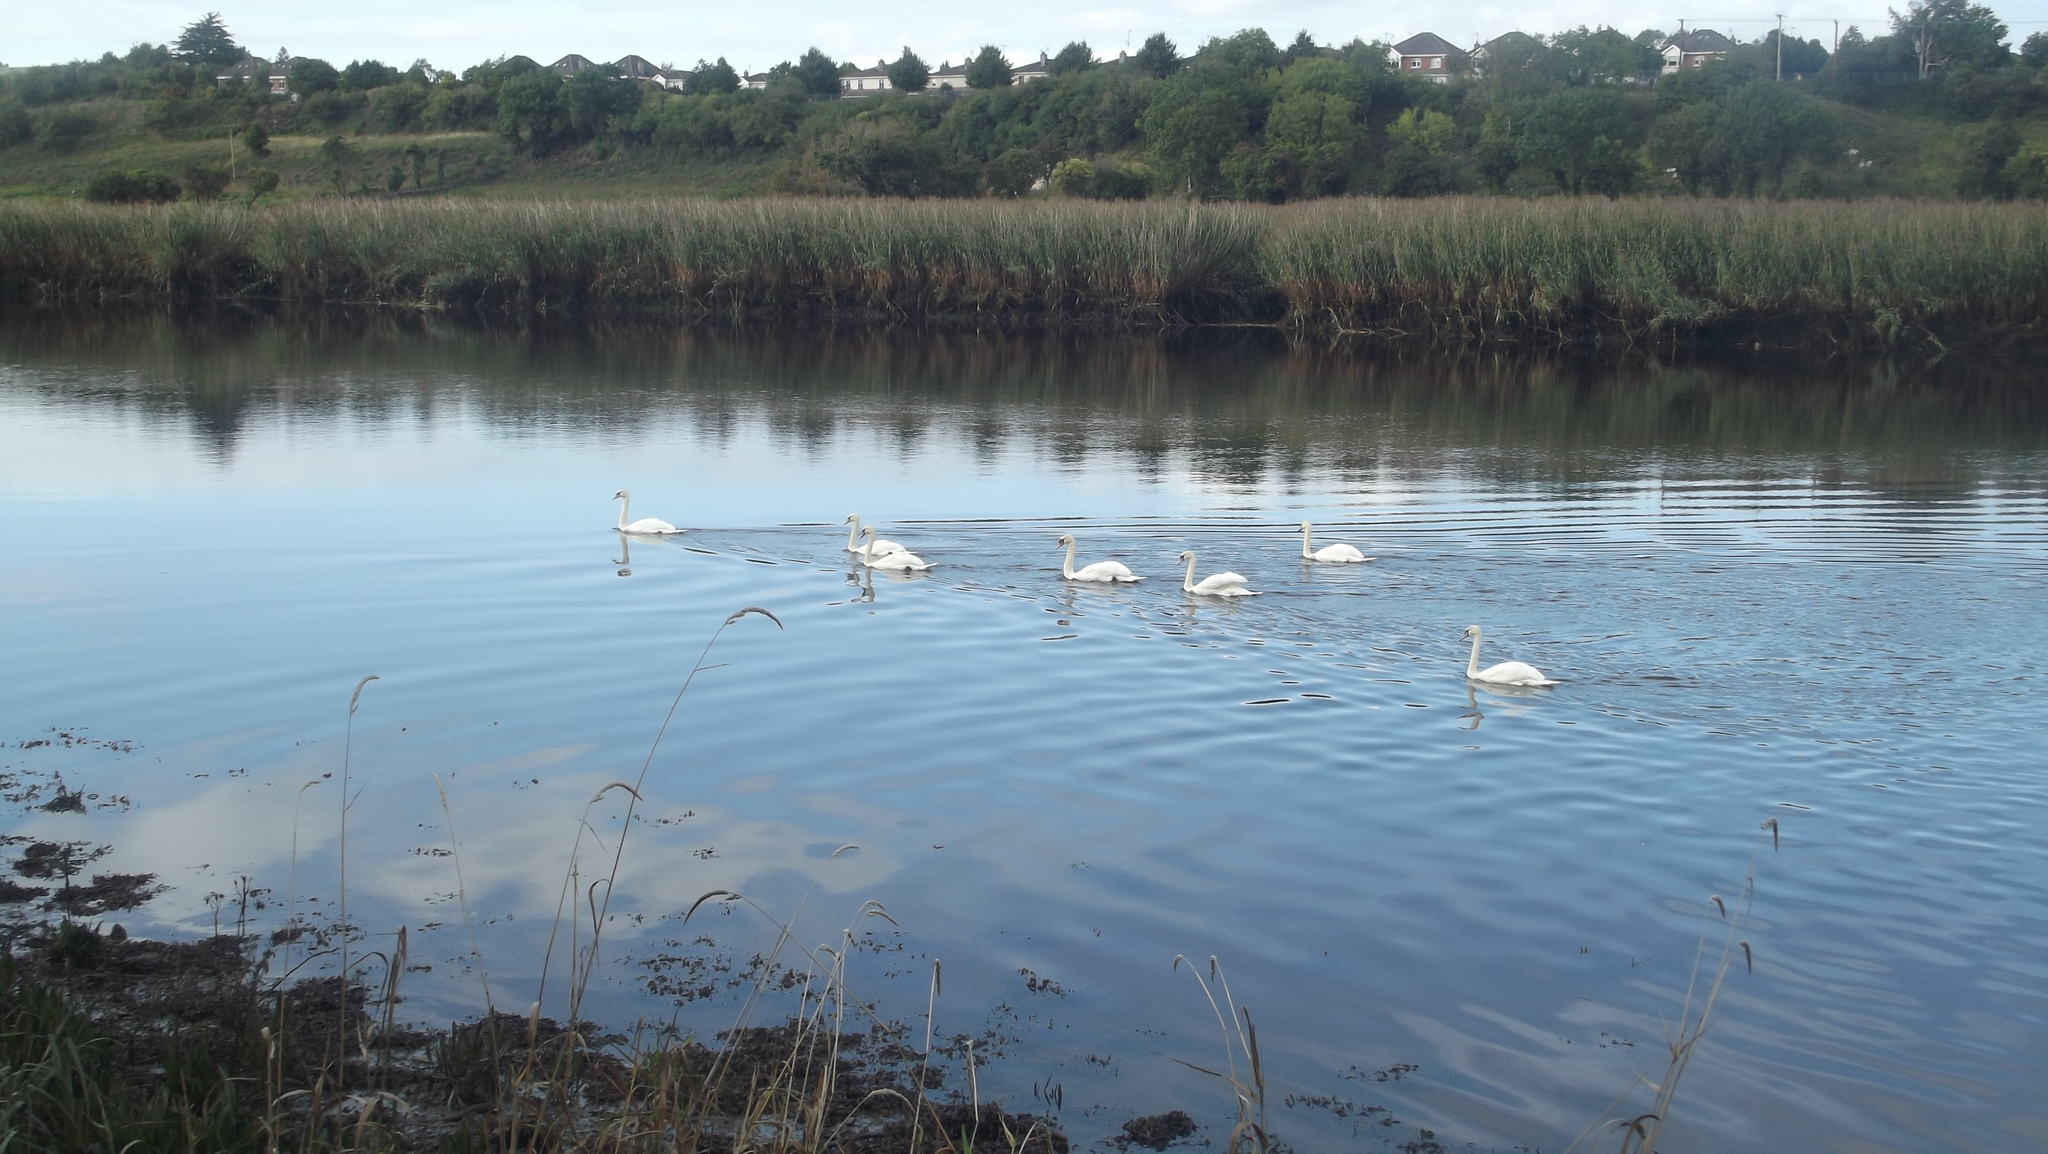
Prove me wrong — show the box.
[0,91,2028,203]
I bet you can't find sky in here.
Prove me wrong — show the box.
[15,0,2048,72]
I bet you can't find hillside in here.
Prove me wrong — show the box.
[4,18,2047,204]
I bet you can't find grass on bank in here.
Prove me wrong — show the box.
[4,195,2047,346]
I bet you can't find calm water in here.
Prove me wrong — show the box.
[3,316,2046,1152]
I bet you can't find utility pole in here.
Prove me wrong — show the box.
[1776,14,1785,81]
[1832,20,1839,74]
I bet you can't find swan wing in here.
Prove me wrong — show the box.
[623,518,681,534]
[870,538,906,556]
[1073,561,1139,582]
[1475,661,1556,686]
[869,551,931,570]
[1313,544,1369,563]
[1191,572,1251,595]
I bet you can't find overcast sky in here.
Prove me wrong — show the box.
[17,0,2048,71]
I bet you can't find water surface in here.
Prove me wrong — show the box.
[3,316,2045,1153]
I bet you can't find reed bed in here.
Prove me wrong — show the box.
[5,195,2046,345]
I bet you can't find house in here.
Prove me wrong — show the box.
[928,61,971,90]
[1661,29,1735,73]
[614,54,676,86]
[214,54,288,94]
[1012,52,1052,83]
[1470,31,1542,78]
[741,72,772,90]
[1390,33,1462,83]
[839,62,893,96]
[549,54,601,76]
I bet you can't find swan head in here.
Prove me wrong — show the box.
[1299,521,1312,531]
[843,514,858,524]
[861,526,874,539]
[613,490,628,500]
[1177,550,1195,562]
[1056,534,1075,546]
[1462,625,1480,638]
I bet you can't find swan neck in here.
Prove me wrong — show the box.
[1467,630,1483,677]
[846,520,860,551]
[1183,555,1197,592]
[1301,526,1313,559]
[1062,540,1076,578]
[616,494,629,530]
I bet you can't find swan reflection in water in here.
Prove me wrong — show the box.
[1461,680,1548,730]
[613,531,633,577]
[842,565,877,604]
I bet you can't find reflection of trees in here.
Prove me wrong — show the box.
[4,310,2044,503]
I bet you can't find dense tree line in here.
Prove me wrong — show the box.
[6,4,2048,201]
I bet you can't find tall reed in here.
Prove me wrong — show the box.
[8,196,2043,344]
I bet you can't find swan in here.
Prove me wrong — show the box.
[1178,551,1257,597]
[1463,625,1558,687]
[1300,521,1370,563]
[1057,534,1141,583]
[858,527,932,571]
[844,514,903,558]
[614,490,682,535]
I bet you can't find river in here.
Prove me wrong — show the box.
[2,314,2044,1152]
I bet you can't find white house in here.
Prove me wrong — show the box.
[928,61,971,90]
[741,71,772,90]
[840,62,893,96]
[1012,52,1052,83]
[1661,29,1736,73]
[1390,33,1461,83]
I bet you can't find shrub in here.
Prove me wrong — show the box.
[0,102,33,147]
[85,169,181,203]
[1048,157,1096,196]
[243,166,280,201]
[242,121,268,156]
[42,110,96,152]
[180,160,231,200]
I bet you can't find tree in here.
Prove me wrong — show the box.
[1716,81,1833,195]
[1048,156,1095,195]
[1521,87,1635,194]
[180,159,230,199]
[1959,118,2021,197]
[1142,77,1250,194]
[984,147,1043,195]
[1282,31,1319,65]
[1133,33,1180,79]
[1050,42,1093,74]
[1220,143,1300,202]
[888,48,930,93]
[687,57,741,95]
[965,45,1013,89]
[1762,31,1830,75]
[794,48,841,97]
[289,58,340,95]
[2025,32,2048,67]
[1890,0,2009,78]
[497,70,563,151]
[1475,108,1520,192]
[173,13,242,68]
[244,166,280,202]
[558,70,642,140]
[340,59,401,90]
[86,169,180,203]
[1648,102,1719,194]
[0,103,33,147]
[241,121,269,156]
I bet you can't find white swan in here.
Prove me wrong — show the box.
[1463,625,1558,686]
[1300,521,1370,563]
[844,514,903,558]
[614,490,682,535]
[1178,551,1256,597]
[1057,534,1141,583]
[858,527,932,571]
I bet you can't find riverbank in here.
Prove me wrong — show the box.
[5,197,2047,350]
[0,922,1071,1153]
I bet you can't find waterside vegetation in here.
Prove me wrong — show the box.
[4,196,2046,348]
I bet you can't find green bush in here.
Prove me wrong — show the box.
[181,160,231,200]
[0,102,35,147]
[84,169,180,203]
